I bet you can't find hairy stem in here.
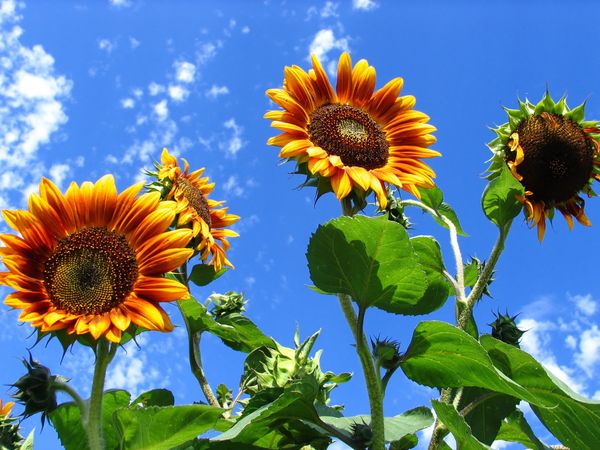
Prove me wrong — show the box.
[53,381,86,416]
[338,294,385,450]
[86,340,116,450]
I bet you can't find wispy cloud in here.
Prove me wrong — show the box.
[0,0,72,204]
[109,0,132,8]
[206,85,230,99]
[221,118,245,158]
[352,0,378,11]
[98,37,116,53]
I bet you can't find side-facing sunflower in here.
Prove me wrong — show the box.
[488,93,600,241]
[0,175,193,343]
[157,148,239,271]
[265,52,439,209]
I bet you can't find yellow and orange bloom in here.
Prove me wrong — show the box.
[0,399,14,418]
[158,149,239,271]
[0,175,194,343]
[265,52,439,208]
[488,93,600,241]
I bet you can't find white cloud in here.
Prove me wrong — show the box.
[352,0,378,10]
[566,334,577,350]
[311,1,339,18]
[168,84,189,102]
[222,175,244,197]
[98,38,116,53]
[109,0,132,8]
[220,118,244,158]
[129,36,140,49]
[572,294,597,316]
[575,325,600,377]
[174,60,196,83]
[120,97,135,109]
[153,100,169,121]
[49,163,70,188]
[132,87,143,98]
[308,28,349,68]
[0,0,72,203]
[148,82,165,96]
[206,84,229,99]
[196,41,221,65]
[241,26,250,34]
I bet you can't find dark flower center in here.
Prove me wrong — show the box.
[506,112,594,203]
[308,104,389,170]
[176,178,212,227]
[43,227,138,315]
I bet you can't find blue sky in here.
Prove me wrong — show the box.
[1,0,600,448]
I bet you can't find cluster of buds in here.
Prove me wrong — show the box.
[209,291,247,318]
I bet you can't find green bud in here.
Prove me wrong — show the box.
[371,337,402,370]
[210,291,247,318]
[350,421,373,449]
[490,311,525,347]
[384,193,412,229]
[11,355,63,425]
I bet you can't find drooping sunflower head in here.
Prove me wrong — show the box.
[0,175,194,344]
[155,148,240,271]
[488,92,600,241]
[265,52,439,210]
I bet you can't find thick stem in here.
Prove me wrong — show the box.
[458,220,512,331]
[86,340,116,450]
[338,294,385,450]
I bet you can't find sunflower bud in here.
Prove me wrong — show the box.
[210,291,247,318]
[350,421,373,449]
[11,355,63,423]
[384,193,412,229]
[490,312,525,347]
[0,400,23,450]
[371,337,402,370]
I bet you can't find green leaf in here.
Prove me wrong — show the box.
[495,410,550,450]
[458,387,518,444]
[114,404,224,450]
[390,433,418,450]
[212,378,329,448]
[409,236,450,314]
[50,390,131,450]
[400,322,552,408]
[19,430,35,450]
[307,215,429,314]
[320,407,434,442]
[131,389,175,407]
[481,335,600,449]
[432,401,491,449]
[416,187,467,236]
[189,264,228,287]
[178,299,274,353]
[481,164,523,228]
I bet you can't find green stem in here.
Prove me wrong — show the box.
[86,340,116,450]
[458,220,512,330]
[175,261,220,407]
[338,294,385,450]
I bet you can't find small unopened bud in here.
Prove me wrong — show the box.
[371,337,402,370]
[11,355,64,424]
[490,311,525,347]
[210,291,247,318]
[350,421,373,449]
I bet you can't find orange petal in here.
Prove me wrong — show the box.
[123,296,173,331]
[331,169,352,199]
[336,52,353,104]
[134,276,190,302]
[311,54,336,104]
[110,307,131,331]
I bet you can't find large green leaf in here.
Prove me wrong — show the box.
[409,236,450,314]
[495,410,550,450]
[481,164,523,228]
[400,322,552,407]
[481,335,600,449]
[114,404,224,450]
[306,215,429,314]
[458,387,518,445]
[432,401,491,450]
[50,390,131,450]
[319,407,434,442]
[131,389,175,407]
[178,299,274,353]
[212,377,329,449]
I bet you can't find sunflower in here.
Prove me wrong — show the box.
[0,175,194,343]
[488,93,600,241]
[157,148,239,271]
[265,52,439,209]
[0,399,13,418]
